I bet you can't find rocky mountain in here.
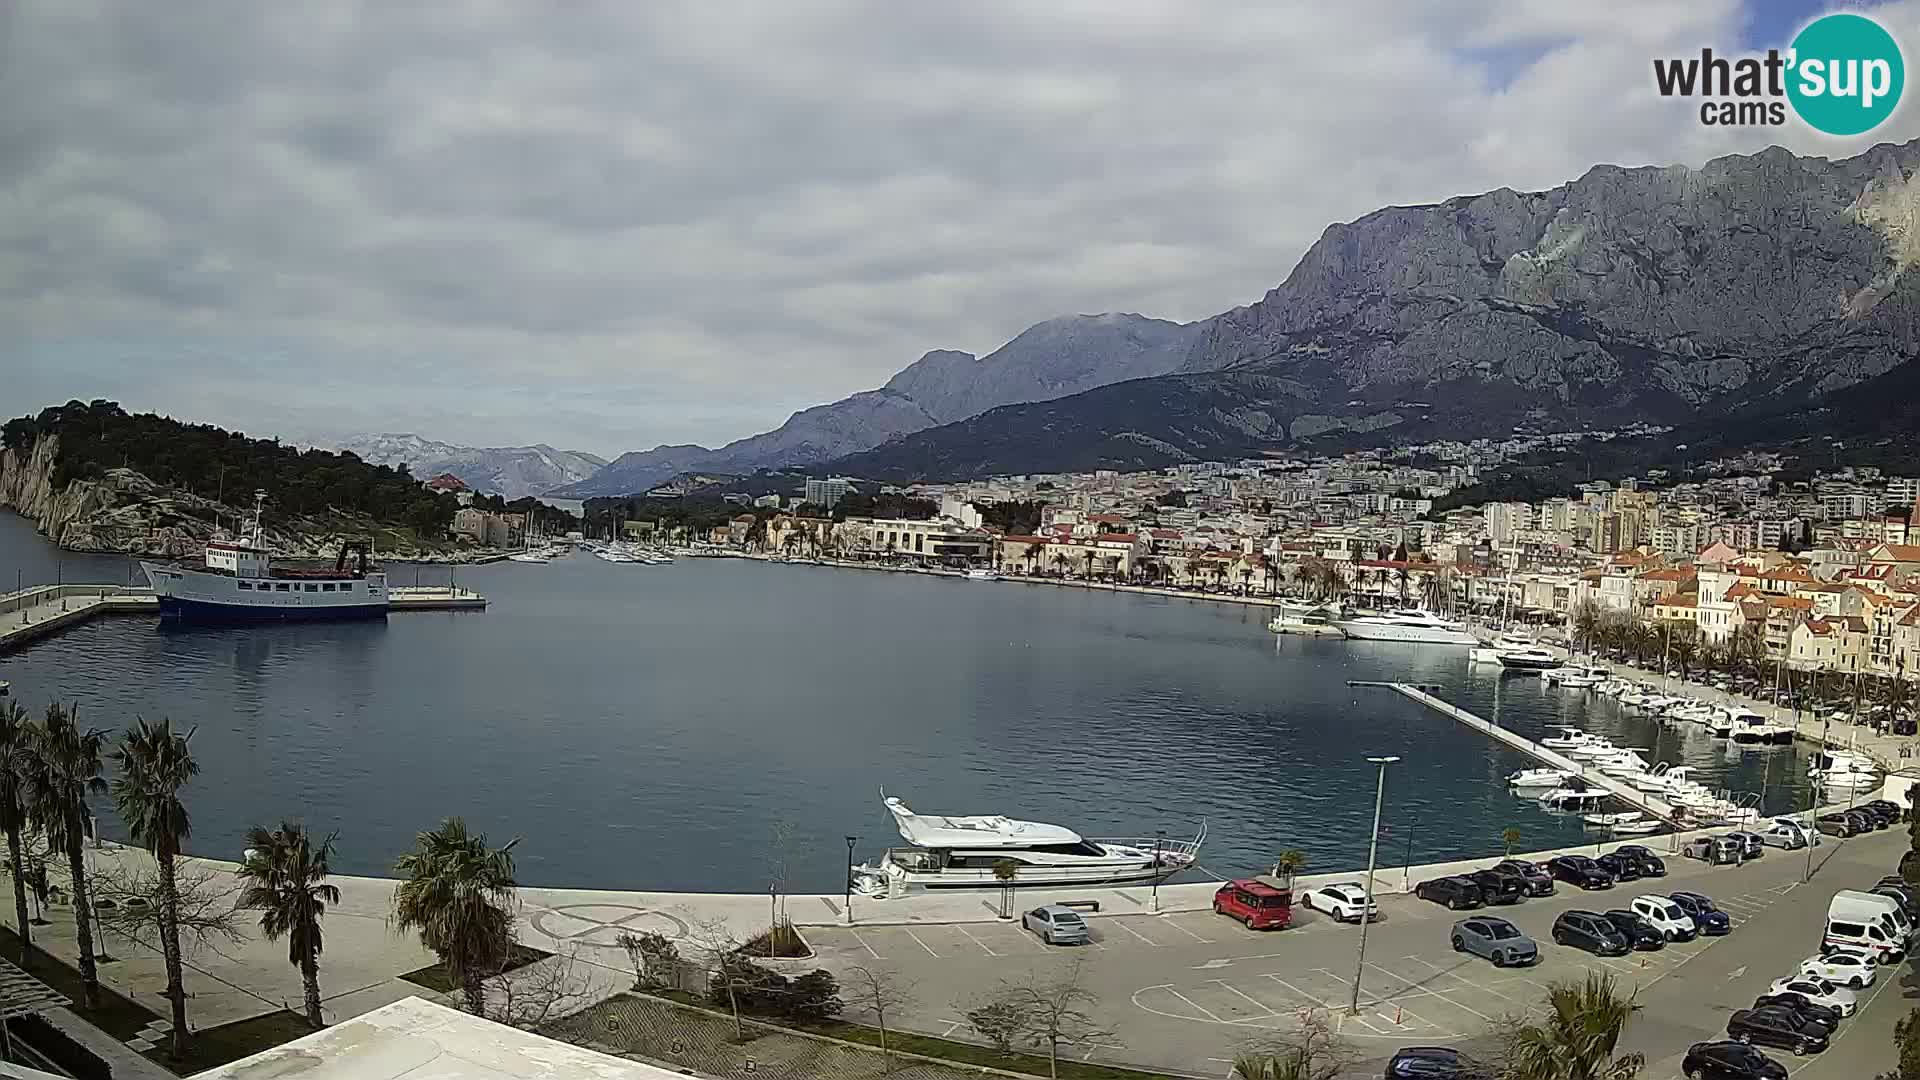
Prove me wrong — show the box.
[333,433,605,499]
[828,140,1920,483]
[552,313,1195,497]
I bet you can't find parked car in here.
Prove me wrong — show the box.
[1610,844,1667,877]
[1750,994,1840,1033]
[1385,1045,1487,1078]
[1861,800,1902,826]
[1414,876,1485,911]
[1902,848,1920,879]
[1546,855,1614,890]
[1212,880,1293,930]
[1450,916,1538,967]
[1871,884,1920,924]
[1669,891,1733,935]
[1681,1039,1787,1079]
[1759,820,1812,849]
[1725,1007,1830,1055]
[1683,836,1742,865]
[1895,717,1917,737]
[1725,832,1765,859]
[1847,808,1882,833]
[1601,909,1666,951]
[1765,975,1856,1016]
[1816,813,1859,838]
[1630,894,1698,941]
[1551,910,1631,956]
[1594,853,1645,883]
[1492,859,1555,896]
[1464,868,1525,905]
[1021,905,1091,945]
[1297,881,1379,923]
[1798,949,1877,989]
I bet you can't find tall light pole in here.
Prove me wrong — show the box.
[1351,755,1399,1016]
[1151,829,1167,913]
[844,836,858,926]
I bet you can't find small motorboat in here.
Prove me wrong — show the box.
[1582,810,1644,827]
[1609,818,1663,835]
[1538,788,1609,811]
[1508,767,1574,788]
[1496,646,1564,672]
[1540,727,1598,750]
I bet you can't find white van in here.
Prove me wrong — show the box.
[1827,891,1910,961]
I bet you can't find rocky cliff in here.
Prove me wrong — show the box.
[0,434,459,557]
[830,139,1920,482]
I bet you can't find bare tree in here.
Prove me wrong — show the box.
[1229,1012,1357,1080]
[962,996,1025,1056]
[998,962,1117,1079]
[685,915,750,1040]
[616,930,680,991]
[845,965,915,1072]
[91,860,246,964]
[482,944,595,1030]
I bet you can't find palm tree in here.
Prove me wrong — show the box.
[1082,550,1096,581]
[238,822,341,1029]
[992,858,1019,919]
[111,717,199,1059]
[392,818,518,1014]
[0,702,35,965]
[1050,552,1071,578]
[1024,543,1044,574]
[1670,635,1697,682]
[1394,566,1411,604]
[1501,827,1522,856]
[20,702,108,1010]
[1501,972,1644,1079]
[1239,566,1253,594]
[1270,849,1306,887]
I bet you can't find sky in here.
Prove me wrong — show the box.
[4,0,1918,458]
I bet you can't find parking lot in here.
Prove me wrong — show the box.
[803,831,1911,1077]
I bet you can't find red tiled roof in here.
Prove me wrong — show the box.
[1094,533,1140,544]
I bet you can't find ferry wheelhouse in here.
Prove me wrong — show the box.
[141,492,388,622]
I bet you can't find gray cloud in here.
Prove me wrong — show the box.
[4,0,1917,455]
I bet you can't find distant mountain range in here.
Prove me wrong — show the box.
[549,313,1198,497]
[334,433,606,499]
[549,139,1920,496]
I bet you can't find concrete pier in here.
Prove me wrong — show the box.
[388,585,488,610]
[1384,681,1686,825]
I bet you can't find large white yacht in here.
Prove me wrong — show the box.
[848,793,1203,898]
[1334,609,1479,646]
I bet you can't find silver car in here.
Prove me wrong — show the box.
[1022,904,1091,945]
[1450,916,1538,967]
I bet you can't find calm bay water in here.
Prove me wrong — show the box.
[0,511,1818,892]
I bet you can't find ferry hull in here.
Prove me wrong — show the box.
[157,596,389,623]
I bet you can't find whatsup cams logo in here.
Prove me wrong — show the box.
[1653,12,1905,135]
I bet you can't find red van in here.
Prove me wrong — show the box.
[1213,879,1293,929]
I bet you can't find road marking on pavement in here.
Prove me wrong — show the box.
[1191,951,1291,970]
[847,928,883,960]
[1164,988,1227,1023]
[1196,959,1230,969]
[954,924,1001,957]
[1401,956,1526,1004]
[1112,920,1165,947]
[903,928,941,958]
[1209,980,1281,1019]
[1162,918,1215,944]
[1726,965,1747,980]
[1361,962,1497,1024]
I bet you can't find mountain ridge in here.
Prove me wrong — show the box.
[333,433,606,499]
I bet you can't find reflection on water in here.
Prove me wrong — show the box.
[0,511,1813,891]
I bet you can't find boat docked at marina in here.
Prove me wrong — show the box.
[1727,709,1794,746]
[1507,767,1574,788]
[1495,646,1564,673]
[965,568,1001,581]
[1469,632,1535,666]
[141,492,388,622]
[1268,602,1345,637]
[848,792,1204,898]
[1333,608,1479,646]
[1810,750,1882,791]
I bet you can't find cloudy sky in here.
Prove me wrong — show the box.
[4,0,1917,457]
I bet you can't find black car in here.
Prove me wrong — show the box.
[1681,1039,1787,1079]
[1595,853,1645,883]
[1816,812,1858,837]
[1750,994,1840,1034]
[1551,910,1631,956]
[1611,844,1667,877]
[1414,876,1485,911]
[1385,1045,1487,1078]
[1726,1006,1829,1055]
[1493,859,1555,896]
[1670,891,1732,935]
[1546,855,1614,891]
[1844,808,1880,834]
[1896,717,1917,737]
[1602,909,1666,951]
[1873,884,1920,923]
[1465,868,1525,905]
[1861,800,1901,826]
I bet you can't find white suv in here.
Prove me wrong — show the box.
[1298,882,1379,923]
[1800,948,1877,989]
[1629,895,1698,942]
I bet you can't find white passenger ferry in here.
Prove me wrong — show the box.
[141,492,388,622]
[849,792,1203,898]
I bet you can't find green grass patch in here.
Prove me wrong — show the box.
[0,922,160,1041]
[399,943,552,993]
[800,1019,1180,1080]
[155,1009,313,1075]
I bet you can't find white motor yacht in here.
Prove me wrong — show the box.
[1582,810,1644,827]
[848,793,1204,898]
[1470,632,1535,665]
[507,551,551,563]
[1537,788,1609,810]
[1496,646,1564,673]
[1540,727,1598,751]
[1728,709,1794,746]
[965,568,1001,581]
[1333,609,1480,646]
[1811,750,1882,791]
[1704,710,1735,738]
[1563,738,1622,759]
[1596,750,1655,779]
[1507,767,1574,788]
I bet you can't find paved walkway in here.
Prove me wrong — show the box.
[0,585,155,652]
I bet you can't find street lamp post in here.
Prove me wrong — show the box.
[1350,755,1399,1016]
[1151,829,1167,913]
[1807,716,1831,884]
[844,836,858,926]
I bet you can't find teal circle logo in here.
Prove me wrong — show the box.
[1787,13,1905,136]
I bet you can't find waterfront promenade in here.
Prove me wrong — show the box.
[0,584,156,652]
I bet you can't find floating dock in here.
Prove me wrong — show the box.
[1370,680,1685,826]
[0,581,486,652]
